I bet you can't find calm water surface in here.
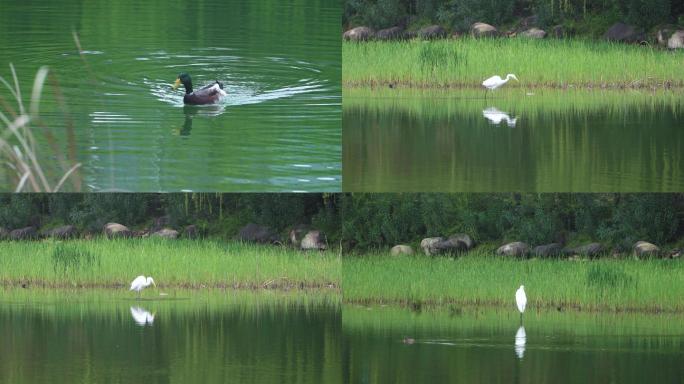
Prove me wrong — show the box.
[0,0,340,191]
[344,89,683,192]
[0,290,341,383]
[343,305,684,383]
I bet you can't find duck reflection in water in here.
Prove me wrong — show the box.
[515,325,526,359]
[482,107,518,127]
[130,306,155,326]
[178,104,226,136]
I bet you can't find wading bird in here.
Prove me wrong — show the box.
[516,285,527,323]
[173,73,227,105]
[130,275,156,298]
[482,74,518,99]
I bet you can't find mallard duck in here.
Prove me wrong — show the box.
[172,73,226,105]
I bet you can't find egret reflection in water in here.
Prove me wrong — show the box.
[515,326,527,359]
[482,107,517,127]
[130,306,155,326]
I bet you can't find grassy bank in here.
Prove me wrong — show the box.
[0,239,340,290]
[343,38,684,88]
[344,87,682,116]
[343,253,684,312]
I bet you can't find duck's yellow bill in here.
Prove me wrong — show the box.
[172,78,181,90]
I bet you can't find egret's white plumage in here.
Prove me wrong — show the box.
[482,74,519,90]
[130,306,155,326]
[516,285,527,316]
[482,107,517,127]
[130,275,156,298]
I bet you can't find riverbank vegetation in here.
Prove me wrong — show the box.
[344,253,684,312]
[340,193,683,252]
[344,0,683,37]
[0,239,340,290]
[0,193,341,242]
[343,38,684,88]
[344,87,682,114]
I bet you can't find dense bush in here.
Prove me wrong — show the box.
[344,0,679,32]
[0,194,336,238]
[340,193,683,251]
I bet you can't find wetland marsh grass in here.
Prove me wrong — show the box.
[343,38,684,88]
[0,239,340,289]
[343,253,684,312]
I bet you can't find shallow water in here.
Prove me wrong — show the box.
[343,305,684,383]
[0,290,342,383]
[343,89,684,192]
[0,0,340,191]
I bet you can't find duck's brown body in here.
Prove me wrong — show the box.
[173,73,226,105]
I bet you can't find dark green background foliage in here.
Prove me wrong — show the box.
[344,0,680,33]
[340,194,683,250]
[0,194,340,240]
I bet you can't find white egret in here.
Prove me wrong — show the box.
[130,306,155,326]
[516,285,527,323]
[482,74,519,99]
[514,326,526,359]
[482,107,517,127]
[130,275,156,298]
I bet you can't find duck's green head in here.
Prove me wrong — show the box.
[173,73,192,92]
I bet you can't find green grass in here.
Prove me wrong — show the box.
[343,304,684,336]
[343,38,684,88]
[0,239,340,289]
[344,87,683,117]
[343,253,684,312]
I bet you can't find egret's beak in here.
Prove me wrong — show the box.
[152,281,157,287]
[172,78,181,90]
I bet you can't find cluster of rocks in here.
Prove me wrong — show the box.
[390,233,475,256]
[236,223,328,251]
[0,221,329,252]
[343,20,684,49]
[0,225,76,241]
[390,236,677,259]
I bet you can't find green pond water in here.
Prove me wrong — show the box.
[0,289,342,383]
[343,305,684,383]
[343,89,684,192]
[0,0,340,192]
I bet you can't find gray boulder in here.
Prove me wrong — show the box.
[300,230,327,250]
[104,223,132,239]
[184,225,199,239]
[532,243,562,257]
[390,245,414,256]
[667,30,684,49]
[289,225,310,247]
[237,223,279,244]
[497,242,529,257]
[343,26,374,41]
[420,237,445,256]
[418,25,447,39]
[10,226,38,240]
[551,25,566,38]
[565,243,604,257]
[150,216,171,233]
[603,22,644,42]
[520,28,546,39]
[633,241,660,258]
[432,233,475,255]
[657,28,675,46]
[376,26,404,40]
[151,228,179,239]
[471,22,499,38]
[43,225,77,239]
